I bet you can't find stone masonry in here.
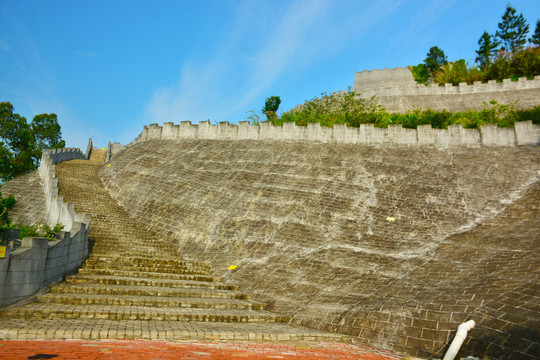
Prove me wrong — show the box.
[353,67,540,113]
[98,139,539,359]
[0,149,343,343]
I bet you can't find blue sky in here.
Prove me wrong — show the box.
[1,0,539,149]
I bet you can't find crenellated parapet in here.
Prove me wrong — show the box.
[131,120,540,147]
[353,67,540,113]
[39,148,90,233]
[0,147,91,307]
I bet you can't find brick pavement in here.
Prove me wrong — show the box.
[0,339,403,360]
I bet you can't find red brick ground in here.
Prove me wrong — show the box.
[0,339,403,360]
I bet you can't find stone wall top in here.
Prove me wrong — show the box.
[353,66,540,98]
[130,120,540,148]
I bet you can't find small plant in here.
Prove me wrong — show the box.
[244,110,263,125]
[0,192,16,231]
[0,192,63,241]
[16,221,64,241]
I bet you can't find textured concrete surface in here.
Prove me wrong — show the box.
[0,150,347,345]
[0,171,46,226]
[353,67,540,113]
[99,139,540,359]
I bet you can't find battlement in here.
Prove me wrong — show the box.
[353,67,540,113]
[130,120,540,148]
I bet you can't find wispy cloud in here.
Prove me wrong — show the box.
[0,14,91,149]
[142,0,408,127]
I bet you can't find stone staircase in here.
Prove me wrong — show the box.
[0,149,343,341]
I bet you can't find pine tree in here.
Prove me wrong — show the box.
[476,31,500,69]
[530,19,540,46]
[424,46,447,75]
[495,5,530,52]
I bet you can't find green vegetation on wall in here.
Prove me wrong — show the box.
[0,192,63,242]
[274,90,539,130]
[410,4,540,85]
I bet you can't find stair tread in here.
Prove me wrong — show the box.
[39,293,264,307]
[77,268,222,282]
[51,283,249,298]
[0,318,344,341]
[66,274,237,289]
[5,303,278,315]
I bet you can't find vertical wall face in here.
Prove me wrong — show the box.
[352,67,540,113]
[125,120,540,148]
[99,139,540,359]
[354,67,417,94]
[0,148,90,308]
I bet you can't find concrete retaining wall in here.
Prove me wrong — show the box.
[353,67,540,113]
[0,225,88,307]
[131,120,540,147]
[0,147,90,308]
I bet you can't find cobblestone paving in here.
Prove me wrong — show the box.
[0,339,403,359]
[0,149,349,344]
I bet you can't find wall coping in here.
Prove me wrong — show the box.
[126,120,540,148]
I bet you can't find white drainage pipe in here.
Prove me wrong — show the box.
[442,320,476,360]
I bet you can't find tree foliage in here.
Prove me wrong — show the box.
[410,5,538,85]
[262,96,281,123]
[476,31,500,69]
[409,63,430,85]
[530,19,540,46]
[496,4,530,52]
[424,46,447,75]
[0,102,65,182]
[0,192,16,230]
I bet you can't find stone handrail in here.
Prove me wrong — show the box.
[131,120,540,147]
[0,147,91,307]
[39,148,90,233]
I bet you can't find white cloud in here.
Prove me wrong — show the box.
[142,0,410,126]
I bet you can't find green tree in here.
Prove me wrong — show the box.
[409,63,430,84]
[530,19,540,46]
[476,31,500,69]
[0,192,16,231]
[435,59,469,85]
[424,46,447,75]
[496,4,530,53]
[262,96,281,123]
[0,102,65,182]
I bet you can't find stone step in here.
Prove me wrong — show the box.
[77,268,222,283]
[86,255,211,269]
[65,274,238,291]
[83,262,212,275]
[50,283,251,300]
[38,293,266,310]
[0,318,346,341]
[2,304,289,323]
[84,257,211,275]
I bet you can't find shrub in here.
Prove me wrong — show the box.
[16,222,64,241]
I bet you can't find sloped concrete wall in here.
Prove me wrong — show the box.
[99,139,540,358]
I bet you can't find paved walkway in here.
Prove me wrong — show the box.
[0,339,403,359]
